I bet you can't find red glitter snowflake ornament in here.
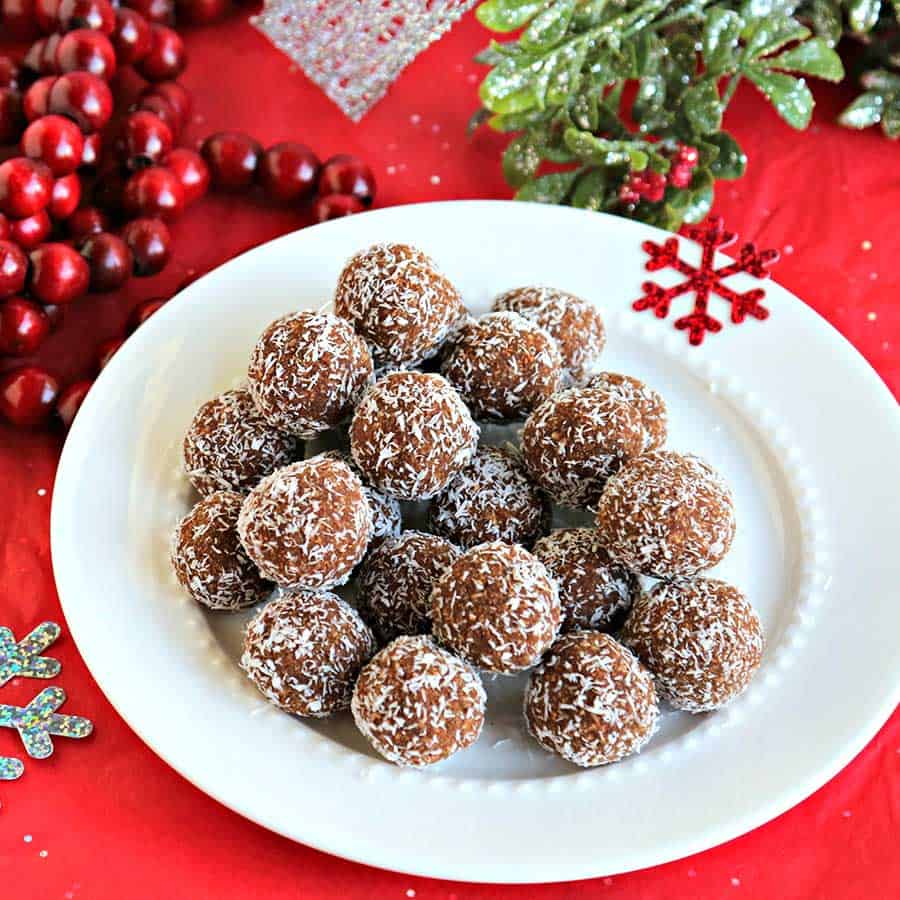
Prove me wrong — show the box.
[633,217,780,345]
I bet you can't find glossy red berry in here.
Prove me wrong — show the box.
[0,88,25,145]
[56,378,92,429]
[79,230,131,291]
[56,29,117,80]
[675,144,699,167]
[57,0,115,33]
[0,57,22,91]
[0,366,60,426]
[136,25,186,82]
[34,0,60,32]
[23,76,56,122]
[127,295,166,331]
[8,209,51,248]
[80,130,101,168]
[201,131,260,191]
[42,302,65,330]
[0,214,8,241]
[175,0,227,25]
[21,114,84,176]
[95,334,122,370]
[29,242,90,303]
[48,72,113,133]
[0,158,53,218]
[23,38,47,75]
[67,204,107,240]
[123,165,184,221]
[134,94,179,135]
[122,0,172,25]
[140,80,190,129]
[164,148,209,205]
[1,0,41,40]
[259,142,319,204]
[121,216,169,275]
[312,193,365,222]
[0,241,29,297]
[90,162,127,217]
[318,154,376,207]
[667,164,693,189]
[0,296,49,354]
[49,172,80,219]
[111,8,151,64]
[39,33,62,74]
[122,111,173,169]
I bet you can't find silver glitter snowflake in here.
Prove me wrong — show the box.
[252,0,478,121]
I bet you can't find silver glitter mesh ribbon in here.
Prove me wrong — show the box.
[252,0,478,121]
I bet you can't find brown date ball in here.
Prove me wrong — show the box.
[621,578,764,713]
[334,243,465,367]
[521,387,643,509]
[237,456,372,589]
[586,371,667,452]
[351,635,486,768]
[170,490,272,611]
[241,589,376,717]
[247,310,373,439]
[356,531,460,643]
[524,631,658,767]
[428,445,550,550]
[595,450,736,578]
[532,528,638,632]
[431,541,560,675]
[182,388,297,495]
[440,311,562,421]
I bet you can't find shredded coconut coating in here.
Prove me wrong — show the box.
[521,387,643,509]
[349,371,479,501]
[241,590,376,717]
[182,389,298,496]
[524,631,658,767]
[428,446,550,550]
[357,531,460,643]
[621,578,764,713]
[237,457,372,589]
[247,310,373,438]
[171,490,272,611]
[351,635,486,767]
[493,286,605,386]
[439,311,562,421]
[532,528,638,632]
[334,243,466,367]
[586,372,667,452]
[430,541,561,675]
[595,450,736,578]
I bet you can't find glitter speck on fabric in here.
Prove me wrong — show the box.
[861,240,873,251]
[0,622,62,687]
[0,686,93,759]
[732,877,741,887]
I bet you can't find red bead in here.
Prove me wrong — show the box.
[0,296,49,354]
[140,80,190,129]
[134,94,179,135]
[67,204,107,240]
[123,165,184,221]
[121,110,173,169]
[0,157,53,218]
[80,130,101,168]
[56,29,117,81]
[1,0,40,40]
[8,209,51,248]
[122,0,172,25]
[56,378,92,429]
[175,0,227,25]
[90,162,127,217]
[95,334,122,370]
[21,114,84,176]
[318,154,376,207]
[57,0,115,33]
[49,172,80,219]
[121,216,169,275]
[136,25,186,82]
[111,8,151,65]
[312,193,365,222]
[39,33,62,74]
[0,241,29,297]
[667,164,693,189]
[29,242,90,304]
[42,302,65,330]
[33,0,60,31]
[0,88,25,145]
[0,366,60,426]
[259,142,319,204]
[23,76,56,122]
[201,131,260,191]
[0,57,22,91]
[164,147,208,205]
[0,214,8,241]
[127,295,165,331]
[48,71,113,133]
[676,144,699,167]
[79,230,131,291]
[23,39,47,75]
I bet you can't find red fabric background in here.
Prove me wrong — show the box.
[1,9,898,899]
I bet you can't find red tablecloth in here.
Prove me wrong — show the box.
[1,10,898,899]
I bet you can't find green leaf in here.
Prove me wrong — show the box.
[860,69,900,92]
[767,37,844,81]
[572,0,609,28]
[502,135,543,188]
[744,66,814,128]
[563,128,647,168]
[570,87,599,131]
[739,0,800,22]
[477,0,548,33]
[846,0,881,33]
[479,60,539,114]
[521,0,575,50]
[703,8,743,75]
[546,37,588,105]
[569,168,608,210]
[743,15,810,60]
[467,107,491,135]
[882,101,900,138]
[706,131,747,178]
[808,0,842,46]
[487,109,551,132]
[683,78,723,135]
[682,168,715,223]
[515,169,581,203]
[838,91,885,129]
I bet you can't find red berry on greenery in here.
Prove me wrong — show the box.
[0,88,25,145]
[164,148,209,205]
[121,216,170,275]
[80,130,101,168]
[0,158,53,218]
[667,164,693,189]
[48,71,113,133]
[122,111,173,169]
[21,114,84,176]
[675,144,699,167]
[56,378,92,429]
[0,57,22,91]
[258,142,319,203]
[0,366,60,426]
[0,241,29,297]
[34,0,61,32]
[23,77,56,122]
[67,204,108,240]
[8,208,51,248]
[123,165,184,221]
[56,29,117,80]
[201,131,260,191]
[127,295,166,331]
[136,25,186,82]
[318,154,376,207]
[29,242,90,304]
[49,172,81,219]
[57,0,115,33]
[111,8,152,64]
[95,335,122,370]
[79,231,132,291]
[122,0,173,25]
[141,80,190,129]
[313,193,365,222]
[0,296,49,354]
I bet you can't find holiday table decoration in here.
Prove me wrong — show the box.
[0,620,62,685]
[0,755,24,780]
[0,685,93,759]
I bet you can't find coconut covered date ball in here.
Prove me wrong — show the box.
[241,590,376,717]
[621,578,764,712]
[237,456,372,589]
[349,371,479,501]
[586,372,667,452]
[247,310,373,438]
[351,635,486,767]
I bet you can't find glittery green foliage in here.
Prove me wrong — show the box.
[473,0,897,229]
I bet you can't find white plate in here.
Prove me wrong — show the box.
[52,201,900,883]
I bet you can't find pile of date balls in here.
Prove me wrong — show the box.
[0,0,376,429]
